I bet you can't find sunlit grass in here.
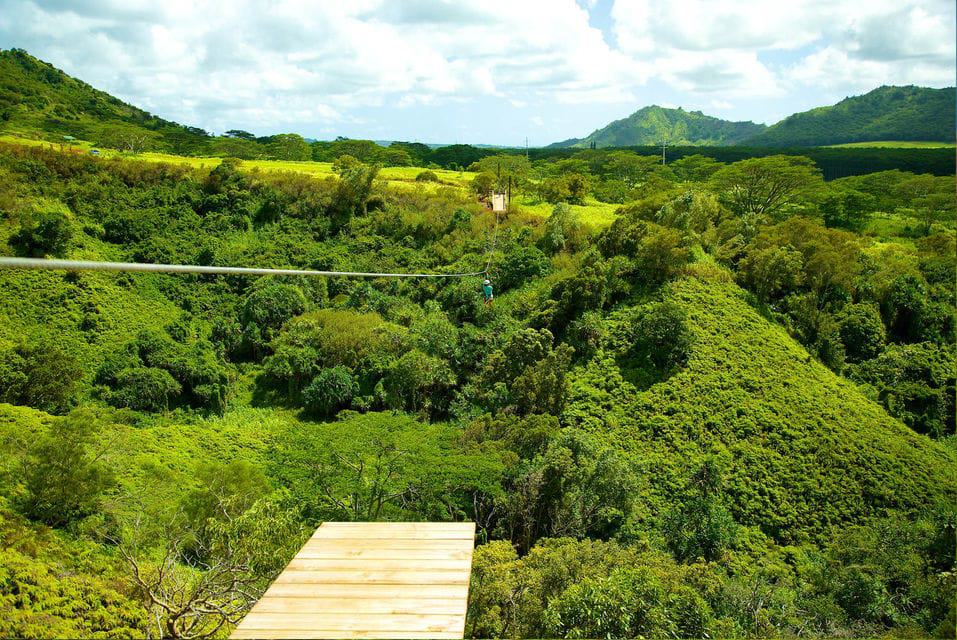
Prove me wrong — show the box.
[0,133,619,226]
[0,134,479,188]
[516,196,619,229]
[826,140,955,148]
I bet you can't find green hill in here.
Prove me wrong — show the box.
[744,86,956,147]
[568,275,956,542]
[0,49,210,153]
[550,105,767,148]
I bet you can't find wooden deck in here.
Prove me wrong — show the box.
[231,522,476,639]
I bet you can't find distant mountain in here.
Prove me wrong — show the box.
[549,105,767,148]
[0,48,209,153]
[743,86,955,147]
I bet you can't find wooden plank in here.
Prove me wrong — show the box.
[314,522,474,538]
[262,583,470,600]
[296,547,471,560]
[286,558,472,571]
[252,598,466,615]
[231,522,474,639]
[318,522,474,531]
[232,630,461,639]
[272,569,470,585]
[301,538,469,550]
[237,613,461,632]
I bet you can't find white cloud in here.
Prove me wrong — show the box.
[610,0,955,97]
[0,0,641,133]
[0,0,952,138]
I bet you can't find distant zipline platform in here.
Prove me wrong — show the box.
[0,257,486,279]
[231,522,476,640]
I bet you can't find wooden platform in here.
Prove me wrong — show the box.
[231,522,476,639]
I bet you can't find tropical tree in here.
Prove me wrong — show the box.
[710,155,824,221]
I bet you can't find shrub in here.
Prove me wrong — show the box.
[662,459,738,562]
[107,366,181,412]
[241,280,307,357]
[10,210,71,257]
[303,366,356,417]
[0,342,83,414]
[498,246,549,291]
[836,303,886,363]
[19,409,116,527]
[415,170,439,182]
[631,301,695,372]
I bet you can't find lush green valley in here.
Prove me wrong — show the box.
[0,126,954,638]
[0,38,955,640]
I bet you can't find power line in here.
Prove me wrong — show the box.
[0,257,487,279]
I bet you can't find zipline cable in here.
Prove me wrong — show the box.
[0,208,502,279]
[485,209,500,275]
[0,257,486,279]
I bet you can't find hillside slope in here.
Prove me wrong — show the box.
[0,48,208,152]
[551,105,766,148]
[568,275,956,543]
[744,86,956,147]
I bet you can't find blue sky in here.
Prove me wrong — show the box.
[1,0,954,146]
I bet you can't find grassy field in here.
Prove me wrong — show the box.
[0,134,619,228]
[827,140,955,148]
[516,196,620,228]
[0,134,475,184]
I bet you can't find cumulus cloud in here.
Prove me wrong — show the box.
[0,0,639,132]
[0,0,952,138]
[611,0,955,97]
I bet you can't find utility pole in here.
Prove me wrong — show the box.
[661,140,667,165]
[525,136,529,160]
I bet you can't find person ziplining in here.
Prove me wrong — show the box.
[482,278,494,305]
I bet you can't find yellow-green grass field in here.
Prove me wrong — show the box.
[0,133,618,227]
[517,196,620,229]
[827,140,955,148]
[0,133,476,186]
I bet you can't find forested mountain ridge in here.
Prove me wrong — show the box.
[743,85,956,147]
[0,48,210,153]
[551,86,955,149]
[549,105,767,148]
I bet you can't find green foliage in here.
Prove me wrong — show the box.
[274,412,505,522]
[468,538,722,638]
[0,529,146,638]
[108,366,181,411]
[629,300,695,372]
[745,86,956,147]
[19,409,116,527]
[500,429,637,551]
[240,280,307,356]
[0,341,83,414]
[498,246,549,291]
[98,329,230,413]
[302,366,356,417]
[538,203,584,255]
[264,133,310,161]
[554,105,766,148]
[710,155,825,221]
[180,460,271,562]
[415,169,439,182]
[662,458,739,562]
[836,303,886,363]
[848,342,955,438]
[10,209,71,257]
